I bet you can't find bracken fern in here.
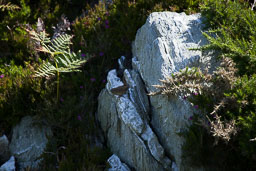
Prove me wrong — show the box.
[26,28,87,101]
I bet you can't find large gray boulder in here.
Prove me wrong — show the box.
[9,116,52,170]
[98,12,213,170]
[132,12,209,170]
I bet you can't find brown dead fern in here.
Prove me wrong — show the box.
[150,56,239,143]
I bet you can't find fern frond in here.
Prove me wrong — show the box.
[27,29,73,55]
[55,52,87,73]
[27,29,71,55]
[29,28,88,79]
[49,34,73,53]
[34,53,86,77]
[0,2,20,11]
[34,61,57,78]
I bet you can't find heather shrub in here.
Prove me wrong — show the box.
[73,0,202,60]
[0,61,50,134]
[0,0,92,65]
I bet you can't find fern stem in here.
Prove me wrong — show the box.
[57,71,60,102]
[55,60,60,102]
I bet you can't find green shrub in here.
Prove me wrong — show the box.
[152,0,256,169]
[200,1,256,168]
[201,0,256,75]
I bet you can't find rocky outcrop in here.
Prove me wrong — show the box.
[98,12,214,170]
[9,116,52,170]
[98,69,172,171]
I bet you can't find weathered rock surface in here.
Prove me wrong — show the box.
[9,116,52,170]
[98,12,214,170]
[98,69,172,171]
[132,12,209,170]
[132,12,207,91]
[0,135,10,165]
[0,156,15,171]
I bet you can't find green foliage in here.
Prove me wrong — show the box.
[0,0,93,65]
[181,113,253,170]
[0,0,32,65]
[0,0,110,168]
[200,0,256,75]
[225,75,256,160]
[165,63,256,169]
[199,1,256,167]
[0,61,50,134]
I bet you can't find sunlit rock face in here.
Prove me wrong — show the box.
[98,12,214,171]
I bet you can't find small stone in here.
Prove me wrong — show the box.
[0,156,15,171]
[106,69,125,96]
[172,162,178,171]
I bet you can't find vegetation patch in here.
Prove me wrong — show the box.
[0,0,203,169]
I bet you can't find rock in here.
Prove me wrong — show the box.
[0,135,10,165]
[9,116,52,170]
[132,12,207,92]
[98,67,172,171]
[118,56,126,71]
[0,156,15,171]
[108,154,131,171]
[116,96,144,135]
[132,12,209,170]
[97,89,166,170]
[107,69,128,96]
[124,69,150,122]
[98,12,215,170]
[172,162,178,171]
